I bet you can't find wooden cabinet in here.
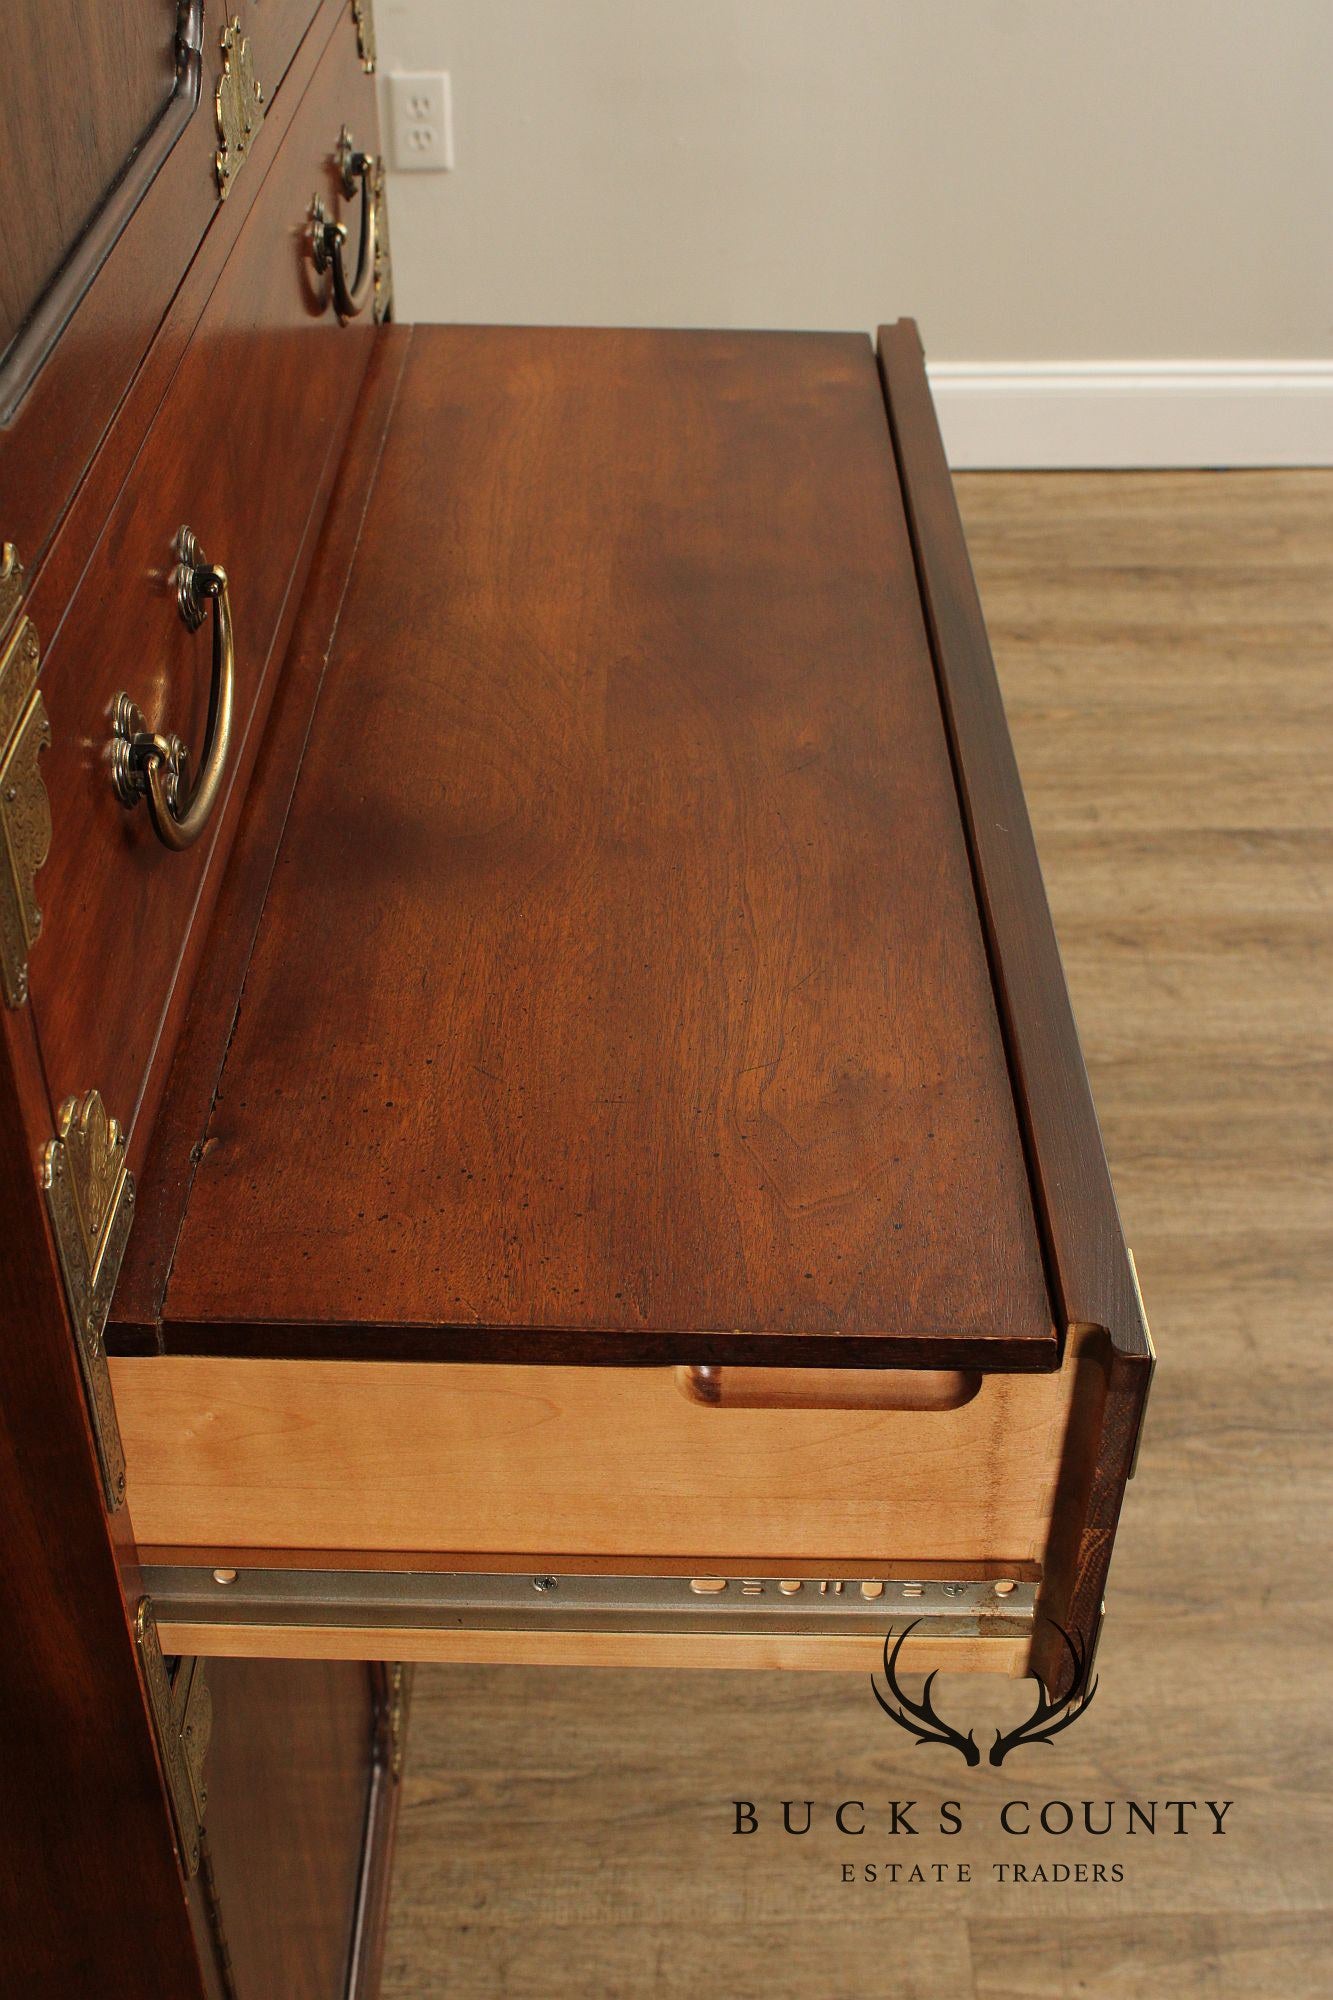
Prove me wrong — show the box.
[0,1,1151,1991]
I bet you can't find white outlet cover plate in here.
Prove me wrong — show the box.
[387,70,454,172]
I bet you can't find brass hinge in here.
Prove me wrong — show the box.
[215,15,265,198]
[0,545,53,1009]
[352,0,377,73]
[41,1090,135,1510]
[135,1599,212,1878]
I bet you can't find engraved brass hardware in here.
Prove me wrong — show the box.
[0,559,53,1008]
[215,15,265,198]
[135,1600,212,1878]
[41,1090,134,1510]
[352,0,378,73]
[0,541,25,638]
[312,127,380,322]
[111,527,236,851]
[372,157,393,323]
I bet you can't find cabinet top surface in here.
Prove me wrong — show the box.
[162,325,1055,1367]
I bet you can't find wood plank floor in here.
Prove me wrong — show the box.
[380,470,1333,1999]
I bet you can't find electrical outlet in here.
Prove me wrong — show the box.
[387,70,453,172]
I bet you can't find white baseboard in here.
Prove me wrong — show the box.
[924,360,1333,470]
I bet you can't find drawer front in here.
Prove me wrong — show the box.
[26,6,380,1142]
[0,1,340,587]
[248,0,336,93]
[112,1353,1078,1564]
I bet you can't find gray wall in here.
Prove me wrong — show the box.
[376,0,1332,360]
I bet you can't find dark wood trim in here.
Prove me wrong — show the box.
[875,319,1153,1688]
[0,1002,209,1996]
[150,1318,1065,1370]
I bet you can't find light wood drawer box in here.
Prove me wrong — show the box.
[115,1355,1077,1564]
[109,1344,1114,1674]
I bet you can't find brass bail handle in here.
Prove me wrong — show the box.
[313,126,378,321]
[110,526,236,851]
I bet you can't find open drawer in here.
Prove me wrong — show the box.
[102,322,1152,1682]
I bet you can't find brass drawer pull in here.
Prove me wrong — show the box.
[111,527,236,851]
[312,125,378,321]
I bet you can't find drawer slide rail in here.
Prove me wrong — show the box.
[143,1567,1035,1640]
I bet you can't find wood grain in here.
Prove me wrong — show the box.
[200,1658,375,2000]
[112,1349,1075,1566]
[161,324,1053,1368]
[379,468,1333,2000]
[26,10,378,1150]
[159,1627,1029,1677]
[878,322,1152,1694]
[0,0,176,362]
[109,328,416,1352]
[0,0,341,577]
[0,1005,209,1995]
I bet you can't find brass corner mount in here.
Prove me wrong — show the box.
[42,1089,135,1510]
[216,15,265,198]
[0,545,53,1009]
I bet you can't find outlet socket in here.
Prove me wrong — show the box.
[387,70,453,172]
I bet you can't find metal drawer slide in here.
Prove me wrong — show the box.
[144,1566,1034,1639]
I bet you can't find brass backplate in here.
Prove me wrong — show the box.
[0,591,53,1008]
[0,542,25,640]
[353,0,378,73]
[136,1599,211,1878]
[216,16,264,198]
[372,160,393,323]
[42,1090,135,1510]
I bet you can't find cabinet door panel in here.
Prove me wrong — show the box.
[0,0,179,374]
[200,1658,378,2000]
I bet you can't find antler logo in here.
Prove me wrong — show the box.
[870,1620,1098,1766]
